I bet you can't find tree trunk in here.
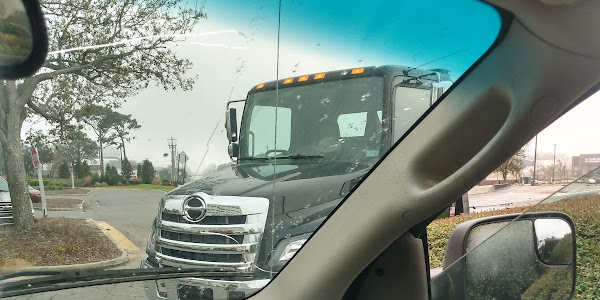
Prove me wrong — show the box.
[0,80,34,231]
[99,139,104,177]
[121,137,127,160]
[2,134,33,231]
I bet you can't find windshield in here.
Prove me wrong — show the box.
[0,0,505,298]
[240,77,384,164]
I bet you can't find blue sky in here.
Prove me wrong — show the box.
[201,0,502,80]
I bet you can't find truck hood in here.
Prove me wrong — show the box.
[165,161,371,214]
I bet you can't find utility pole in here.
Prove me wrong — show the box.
[552,144,557,183]
[168,138,177,184]
[532,135,538,186]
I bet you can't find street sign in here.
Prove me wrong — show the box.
[69,163,75,189]
[32,147,39,168]
[32,147,47,217]
[178,151,189,163]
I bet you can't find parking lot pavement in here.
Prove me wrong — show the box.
[35,188,165,250]
[469,184,564,213]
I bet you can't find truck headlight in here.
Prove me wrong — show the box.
[146,219,157,256]
[270,234,311,268]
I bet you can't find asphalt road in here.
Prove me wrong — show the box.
[6,281,150,300]
[469,183,600,212]
[16,189,166,300]
[36,188,165,250]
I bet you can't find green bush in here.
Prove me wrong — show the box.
[94,182,109,187]
[46,178,84,187]
[28,179,50,186]
[45,185,63,190]
[128,179,142,185]
[91,174,101,184]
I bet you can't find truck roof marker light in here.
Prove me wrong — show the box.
[283,78,294,84]
[314,73,326,80]
[256,83,265,89]
[351,68,364,74]
[298,75,309,82]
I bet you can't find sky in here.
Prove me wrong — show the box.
[22,0,600,178]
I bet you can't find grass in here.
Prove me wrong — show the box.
[95,184,176,191]
[0,218,120,267]
[428,195,600,299]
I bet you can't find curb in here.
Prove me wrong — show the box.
[44,189,92,196]
[33,200,84,211]
[0,219,135,274]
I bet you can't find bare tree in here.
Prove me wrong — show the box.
[495,146,527,183]
[0,0,205,230]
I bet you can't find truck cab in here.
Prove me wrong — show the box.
[141,65,454,299]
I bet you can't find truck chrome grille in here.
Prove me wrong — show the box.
[160,229,244,244]
[156,194,269,271]
[161,212,247,225]
[160,248,243,263]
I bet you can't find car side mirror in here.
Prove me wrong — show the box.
[432,212,575,300]
[225,108,238,143]
[0,0,48,79]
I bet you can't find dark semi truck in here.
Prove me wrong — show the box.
[141,65,455,299]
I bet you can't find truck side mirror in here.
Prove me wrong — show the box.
[226,108,238,143]
[228,143,239,158]
[432,212,575,300]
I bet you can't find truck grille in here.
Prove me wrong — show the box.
[156,194,269,271]
[160,229,244,244]
[161,212,247,225]
[160,248,243,263]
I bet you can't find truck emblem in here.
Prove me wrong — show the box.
[183,195,207,223]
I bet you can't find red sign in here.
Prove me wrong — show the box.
[32,147,39,168]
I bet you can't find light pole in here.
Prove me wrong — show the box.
[532,135,538,185]
[552,144,557,183]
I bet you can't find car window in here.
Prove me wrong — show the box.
[0,0,503,298]
[429,94,600,300]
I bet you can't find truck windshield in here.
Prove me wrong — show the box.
[239,76,384,164]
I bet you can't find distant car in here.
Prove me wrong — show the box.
[0,177,13,226]
[588,178,596,184]
[0,177,35,226]
[28,185,41,203]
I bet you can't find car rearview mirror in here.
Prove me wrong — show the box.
[433,212,575,300]
[0,0,47,79]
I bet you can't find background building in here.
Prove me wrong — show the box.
[572,153,600,178]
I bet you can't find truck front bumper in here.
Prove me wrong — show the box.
[140,257,270,300]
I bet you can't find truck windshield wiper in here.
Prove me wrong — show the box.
[238,154,323,162]
[275,154,324,159]
[238,157,272,162]
[0,268,252,298]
